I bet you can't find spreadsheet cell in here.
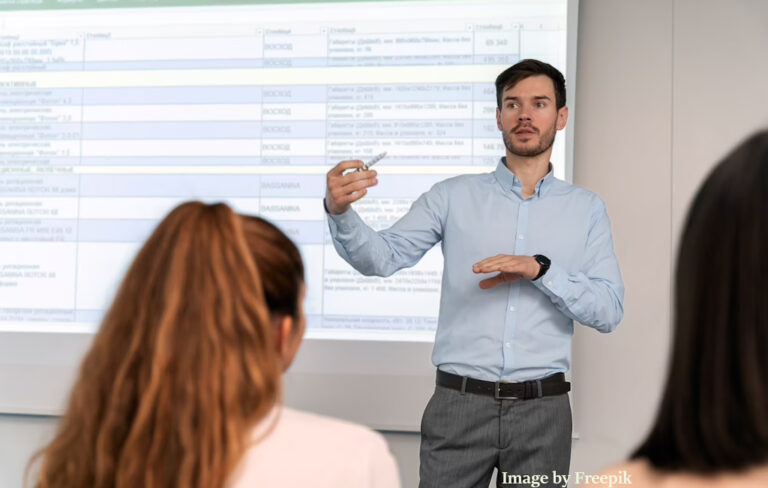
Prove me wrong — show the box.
[0,88,83,106]
[0,219,77,242]
[82,86,264,105]
[74,218,325,245]
[80,139,264,156]
[0,105,82,123]
[327,83,474,102]
[326,102,473,120]
[2,122,81,140]
[262,35,328,59]
[327,120,473,139]
[259,174,325,197]
[328,32,475,57]
[77,219,157,243]
[79,174,263,197]
[1,140,80,158]
[85,37,265,62]
[0,197,79,219]
[262,103,326,121]
[261,139,325,156]
[81,59,268,71]
[81,122,264,140]
[257,197,325,222]
[82,104,265,122]
[0,242,78,309]
[0,175,79,196]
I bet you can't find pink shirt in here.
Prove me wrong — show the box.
[228,406,401,488]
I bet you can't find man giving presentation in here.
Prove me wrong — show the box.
[324,59,624,488]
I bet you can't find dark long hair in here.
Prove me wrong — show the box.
[31,202,304,488]
[632,130,768,472]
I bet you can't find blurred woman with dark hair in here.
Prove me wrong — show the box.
[589,130,768,487]
[30,202,400,488]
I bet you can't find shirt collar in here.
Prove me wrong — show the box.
[494,157,555,199]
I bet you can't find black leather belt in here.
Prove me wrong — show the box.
[436,370,570,400]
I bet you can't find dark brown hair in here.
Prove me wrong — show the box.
[632,130,768,472]
[495,58,566,109]
[31,201,304,488]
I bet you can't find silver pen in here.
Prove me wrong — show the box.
[357,152,387,172]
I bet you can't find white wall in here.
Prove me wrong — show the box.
[570,0,675,472]
[0,415,56,487]
[2,1,767,487]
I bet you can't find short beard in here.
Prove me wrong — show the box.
[502,120,557,158]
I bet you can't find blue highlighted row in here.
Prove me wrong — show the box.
[0,83,498,105]
[0,155,500,167]
[0,219,325,245]
[0,55,519,72]
[0,173,452,197]
[2,120,501,139]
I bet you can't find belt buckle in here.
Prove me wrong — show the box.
[494,380,518,400]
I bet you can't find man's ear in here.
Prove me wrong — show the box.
[496,107,503,131]
[556,106,568,131]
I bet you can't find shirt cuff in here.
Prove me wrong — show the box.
[323,199,363,235]
[531,261,568,300]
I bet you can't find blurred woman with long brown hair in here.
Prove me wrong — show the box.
[587,131,768,487]
[31,201,399,488]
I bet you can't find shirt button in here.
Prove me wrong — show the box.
[518,235,524,239]
[547,281,553,286]
[509,306,515,312]
[505,342,511,348]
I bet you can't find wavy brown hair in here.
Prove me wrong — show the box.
[30,201,304,488]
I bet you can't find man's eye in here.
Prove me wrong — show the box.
[507,103,518,109]
[536,102,545,108]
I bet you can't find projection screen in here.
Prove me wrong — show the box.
[0,0,575,430]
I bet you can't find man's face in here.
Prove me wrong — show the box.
[496,75,568,158]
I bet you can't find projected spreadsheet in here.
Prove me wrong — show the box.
[0,0,567,335]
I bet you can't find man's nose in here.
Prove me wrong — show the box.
[517,111,532,122]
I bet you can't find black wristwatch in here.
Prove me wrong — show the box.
[532,254,551,281]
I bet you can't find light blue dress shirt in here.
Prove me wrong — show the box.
[326,159,624,381]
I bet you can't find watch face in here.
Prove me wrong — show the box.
[532,254,550,281]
